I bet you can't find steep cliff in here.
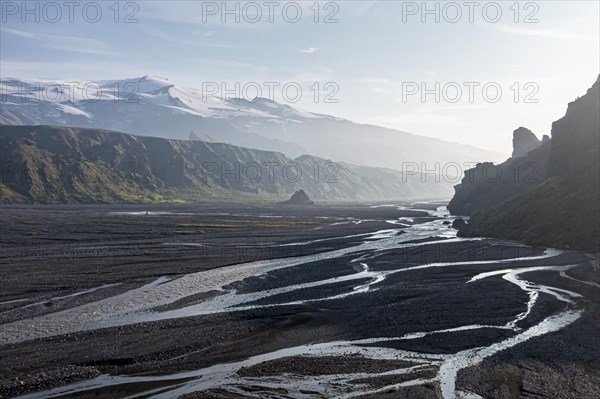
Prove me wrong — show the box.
[448,129,551,216]
[452,76,600,252]
[548,78,600,177]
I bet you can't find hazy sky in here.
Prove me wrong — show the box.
[1,0,599,155]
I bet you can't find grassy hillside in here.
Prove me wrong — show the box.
[0,125,453,204]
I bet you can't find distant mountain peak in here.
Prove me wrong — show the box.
[279,190,314,205]
[139,75,170,84]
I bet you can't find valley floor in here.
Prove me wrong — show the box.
[0,202,598,399]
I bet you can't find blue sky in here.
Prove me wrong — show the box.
[1,0,599,154]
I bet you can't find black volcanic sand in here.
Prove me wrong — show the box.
[457,265,600,399]
[0,203,420,319]
[237,355,415,377]
[458,304,600,399]
[0,203,598,398]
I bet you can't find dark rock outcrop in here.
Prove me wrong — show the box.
[542,134,551,144]
[512,127,543,158]
[452,218,467,230]
[451,76,600,252]
[279,190,314,205]
[447,136,551,216]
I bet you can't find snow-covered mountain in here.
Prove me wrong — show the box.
[1,76,503,170]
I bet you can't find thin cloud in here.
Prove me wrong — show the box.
[300,47,320,54]
[0,60,142,80]
[486,23,596,41]
[1,27,36,39]
[192,30,216,37]
[139,25,261,49]
[355,77,393,86]
[289,66,335,83]
[348,1,377,17]
[1,28,117,56]
[355,77,394,94]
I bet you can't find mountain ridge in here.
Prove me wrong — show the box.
[0,124,454,204]
[1,76,504,171]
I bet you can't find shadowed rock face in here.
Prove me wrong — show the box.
[512,127,543,158]
[447,136,551,216]
[450,75,600,252]
[448,126,552,216]
[549,78,600,177]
